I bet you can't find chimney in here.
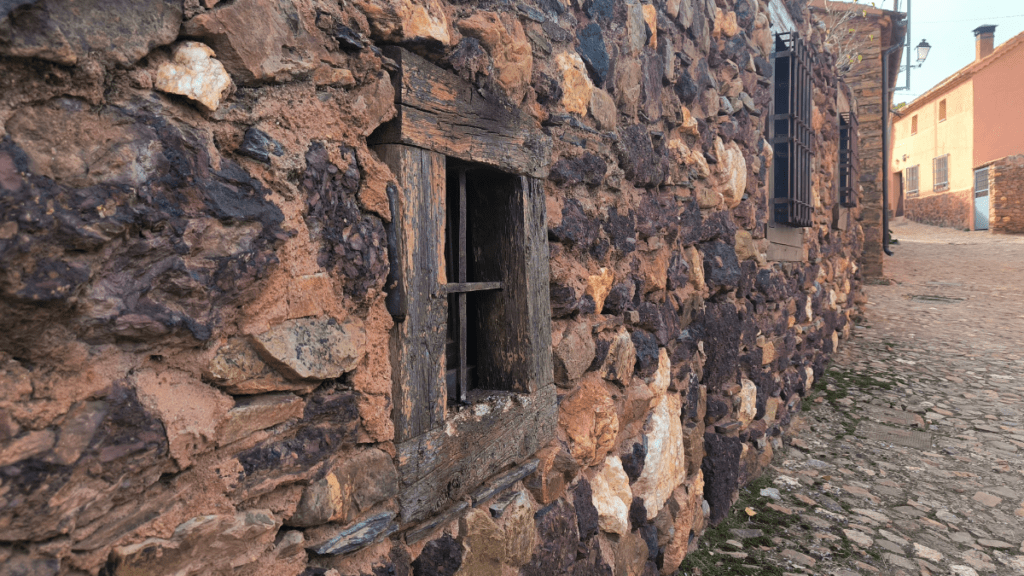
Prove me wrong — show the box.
[975,25,997,61]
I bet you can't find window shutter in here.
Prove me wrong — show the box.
[467,175,552,394]
[376,144,448,443]
[772,33,813,227]
[838,112,858,208]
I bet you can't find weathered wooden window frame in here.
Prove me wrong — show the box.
[369,47,555,538]
[838,112,859,208]
[771,32,813,228]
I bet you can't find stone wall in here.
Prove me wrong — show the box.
[810,5,903,278]
[905,190,972,230]
[989,155,1024,234]
[0,0,862,575]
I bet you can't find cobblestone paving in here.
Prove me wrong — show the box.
[681,222,1024,576]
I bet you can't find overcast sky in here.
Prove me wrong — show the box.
[863,0,1024,105]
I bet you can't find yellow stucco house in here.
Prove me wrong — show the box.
[891,25,1024,231]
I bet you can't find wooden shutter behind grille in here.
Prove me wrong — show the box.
[838,111,858,207]
[772,33,814,227]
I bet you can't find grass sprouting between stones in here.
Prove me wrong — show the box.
[676,475,791,576]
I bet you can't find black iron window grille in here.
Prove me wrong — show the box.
[838,111,859,208]
[772,32,814,227]
[933,154,949,191]
[906,165,919,197]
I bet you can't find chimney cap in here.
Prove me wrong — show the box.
[973,25,997,36]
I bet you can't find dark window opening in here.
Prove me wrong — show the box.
[771,32,813,227]
[838,111,859,208]
[444,161,516,404]
[939,99,947,122]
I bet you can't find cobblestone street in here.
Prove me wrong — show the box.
[680,221,1024,575]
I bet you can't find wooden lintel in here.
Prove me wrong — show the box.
[370,46,552,179]
[396,385,557,525]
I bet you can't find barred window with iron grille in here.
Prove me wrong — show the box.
[771,32,813,227]
[838,112,858,208]
[906,165,919,197]
[933,154,949,191]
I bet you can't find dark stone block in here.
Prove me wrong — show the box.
[589,336,611,371]
[550,199,600,250]
[570,540,614,576]
[755,268,788,301]
[673,70,699,104]
[616,124,665,188]
[584,0,614,22]
[695,59,717,92]
[604,206,636,254]
[621,440,647,483]
[572,478,599,540]
[541,19,572,42]
[628,496,647,530]
[701,300,740,392]
[685,371,703,421]
[549,153,607,186]
[734,0,756,28]
[753,56,773,78]
[604,284,634,316]
[304,143,387,300]
[704,394,729,424]
[722,34,748,64]
[737,260,757,301]
[0,105,285,348]
[641,51,663,120]
[445,38,490,84]
[701,240,741,293]
[640,524,659,561]
[533,72,563,106]
[520,500,579,576]
[333,24,365,50]
[631,329,659,377]
[701,432,742,525]
[576,23,609,86]
[412,534,462,576]
[237,127,284,164]
[635,193,676,242]
[636,302,664,336]
[550,284,579,318]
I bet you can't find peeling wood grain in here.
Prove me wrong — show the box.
[374,144,448,442]
[395,385,557,524]
[370,47,552,178]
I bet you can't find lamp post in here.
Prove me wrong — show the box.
[882,0,930,257]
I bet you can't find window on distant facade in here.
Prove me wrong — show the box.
[370,47,555,532]
[906,165,920,197]
[911,115,918,135]
[933,155,949,191]
[939,99,947,122]
[771,32,813,227]
[838,112,859,208]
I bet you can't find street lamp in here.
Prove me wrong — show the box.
[916,39,931,63]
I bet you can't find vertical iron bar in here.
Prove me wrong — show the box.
[457,169,468,404]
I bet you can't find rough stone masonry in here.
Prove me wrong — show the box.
[0,0,864,574]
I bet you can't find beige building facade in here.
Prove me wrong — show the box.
[892,26,1024,230]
